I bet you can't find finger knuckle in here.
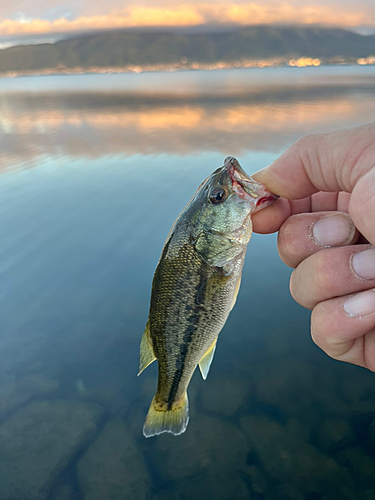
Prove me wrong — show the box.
[289,269,313,309]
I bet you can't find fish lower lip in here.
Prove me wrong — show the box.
[259,194,279,203]
[256,194,279,208]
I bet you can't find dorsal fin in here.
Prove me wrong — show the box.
[138,322,156,376]
[198,338,217,380]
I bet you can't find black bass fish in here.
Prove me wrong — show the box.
[139,157,277,437]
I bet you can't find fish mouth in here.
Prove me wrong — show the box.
[224,156,278,209]
[255,194,279,211]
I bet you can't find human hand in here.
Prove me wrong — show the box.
[251,123,375,371]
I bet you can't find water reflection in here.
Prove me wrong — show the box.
[0,72,374,171]
[1,68,375,500]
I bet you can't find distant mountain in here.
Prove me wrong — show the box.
[0,25,375,74]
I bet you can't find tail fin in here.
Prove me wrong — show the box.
[143,392,189,438]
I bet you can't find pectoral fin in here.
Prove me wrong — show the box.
[199,339,217,380]
[138,322,156,376]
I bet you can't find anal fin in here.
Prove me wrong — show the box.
[138,321,156,376]
[199,338,217,380]
[231,275,241,311]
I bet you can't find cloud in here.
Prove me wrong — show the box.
[0,3,373,36]
[0,6,204,35]
[220,4,367,25]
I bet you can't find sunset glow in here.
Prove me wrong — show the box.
[1,90,374,170]
[0,98,366,142]
[0,2,374,37]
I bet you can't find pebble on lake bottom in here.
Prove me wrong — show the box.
[77,418,151,500]
[0,400,103,500]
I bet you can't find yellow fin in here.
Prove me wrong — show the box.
[143,392,189,438]
[138,322,156,376]
[231,275,242,311]
[198,339,217,380]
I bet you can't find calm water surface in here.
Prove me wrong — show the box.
[0,66,375,500]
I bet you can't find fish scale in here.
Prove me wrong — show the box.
[138,157,277,437]
[151,237,238,407]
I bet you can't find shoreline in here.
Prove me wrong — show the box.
[1,55,375,79]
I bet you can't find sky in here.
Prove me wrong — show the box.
[0,0,374,40]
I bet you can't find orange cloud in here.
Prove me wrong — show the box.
[0,6,204,35]
[125,6,204,26]
[220,4,367,25]
[0,3,372,36]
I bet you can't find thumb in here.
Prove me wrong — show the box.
[253,123,375,245]
[253,123,375,198]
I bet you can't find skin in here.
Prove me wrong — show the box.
[142,159,271,436]
[250,123,375,371]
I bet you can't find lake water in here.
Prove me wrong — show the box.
[0,65,375,500]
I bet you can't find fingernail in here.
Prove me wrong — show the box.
[343,289,375,317]
[312,213,355,247]
[352,248,375,280]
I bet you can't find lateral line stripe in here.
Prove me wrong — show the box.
[166,267,207,409]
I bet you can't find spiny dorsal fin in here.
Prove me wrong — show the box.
[199,338,217,380]
[138,322,156,376]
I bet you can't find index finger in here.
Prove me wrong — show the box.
[251,123,375,242]
[252,196,311,234]
[252,190,350,234]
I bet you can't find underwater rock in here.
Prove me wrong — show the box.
[368,417,375,447]
[243,465,266,496]
[200,375,250,417]
[339,368,375,404]
[253,357,316,416]
[315,386,375,418]
[0,400,103,500]
[240,415,355,498]
[153,415,248,481]
[53,482,75,500]
[284,417,310,443]
[335,446,375,490]
[0,374,58,420]
[252,357,375,424]
[151,471,252,500]
[264,484,306,500]
[77,419,150,500]
[314,418,355,453]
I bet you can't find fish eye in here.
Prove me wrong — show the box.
[209,187,226,204]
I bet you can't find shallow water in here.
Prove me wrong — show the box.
[0,66,375,500]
